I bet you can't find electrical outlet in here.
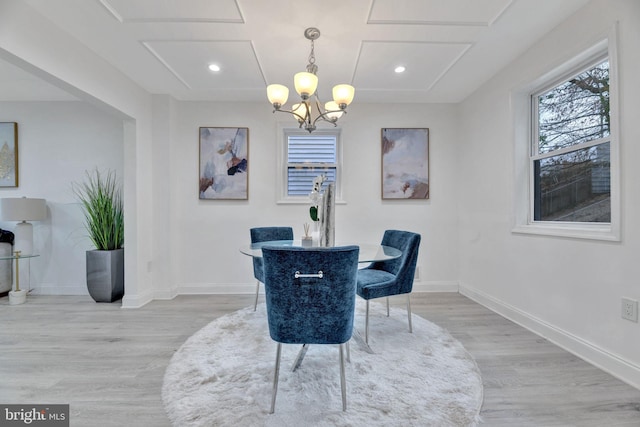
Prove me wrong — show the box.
[621,298,638,322]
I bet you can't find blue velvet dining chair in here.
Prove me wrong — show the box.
[356,230,421,345]
[262,245,359,414]
[249,227,294,311]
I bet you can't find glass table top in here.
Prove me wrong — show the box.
[239,240,401,263]
[0,253,39,261]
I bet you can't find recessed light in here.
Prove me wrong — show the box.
[208,64,221,72]
[394,66,406,73]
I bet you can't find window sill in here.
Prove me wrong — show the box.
[512,223,620,242]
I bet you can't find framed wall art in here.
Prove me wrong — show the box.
[381,128,429,199]
[199,127,248,200]
[0,122,18,188]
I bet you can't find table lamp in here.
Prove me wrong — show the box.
[0,197,47,255]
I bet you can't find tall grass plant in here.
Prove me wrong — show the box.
[73,169,124,251]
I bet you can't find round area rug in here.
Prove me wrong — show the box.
[162,300,483,426]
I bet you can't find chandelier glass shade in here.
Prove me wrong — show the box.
[267,27,355,133]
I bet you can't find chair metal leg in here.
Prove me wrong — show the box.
[365,300,370,345]
[339,343,347,411]
[270,343,282,414]
[253,280,260,311]
[407,294,413,333]
[346,341,350,363]
[291,344,309,372]
[386,297,390,317]
[351,329,374,354]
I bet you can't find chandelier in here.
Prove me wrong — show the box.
[266,27,355,133]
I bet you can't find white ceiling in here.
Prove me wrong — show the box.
[2,0,590,104]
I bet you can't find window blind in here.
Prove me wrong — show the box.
[287,135,337,196]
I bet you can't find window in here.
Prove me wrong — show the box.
[532,58,610,223]
[278,127,342,202]
[512,30,619,241]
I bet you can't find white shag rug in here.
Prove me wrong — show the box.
[162,300,483,426]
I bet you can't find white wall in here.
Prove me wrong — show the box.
[171,101,460,294]
[0,0,158,308]
[0,101,124,294]
[0,99,460,297]
[457,0,640,388]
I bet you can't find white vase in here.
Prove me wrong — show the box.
[311,221,320,246]
[320,183,335,247]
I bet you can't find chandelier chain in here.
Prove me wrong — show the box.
[308,39,315,65]
[306,39,318,74]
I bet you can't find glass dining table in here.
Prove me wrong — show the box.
[239,240,402,263]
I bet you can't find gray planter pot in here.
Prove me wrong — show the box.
[86,248,124,303]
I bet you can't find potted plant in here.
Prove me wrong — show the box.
[73,169,124,302]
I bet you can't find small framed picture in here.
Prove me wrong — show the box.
[381,128,429,199]
[0,122,18,188]
[199,127,248,200]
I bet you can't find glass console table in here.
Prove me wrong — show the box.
[0,250,39,305]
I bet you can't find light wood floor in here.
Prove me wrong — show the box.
[1,293,639,426]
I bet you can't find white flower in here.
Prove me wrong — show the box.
[309,174,326,204]
[309,174,327,221]
[309,191,321,205]
[312,174,326,190]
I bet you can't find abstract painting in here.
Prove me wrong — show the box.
[199,127,248,199]
[0,122,18,187]
[381,128,429,199]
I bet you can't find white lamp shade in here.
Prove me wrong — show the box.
[291,103,308,122]
[332,84,355,106]
[294,72,318,98]
[1,197,47,222]
[324,101,344,120]
[267,84,289,106]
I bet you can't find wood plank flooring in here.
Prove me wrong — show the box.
[1,293,639,426]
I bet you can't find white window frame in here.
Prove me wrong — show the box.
[511,27,620,241]
[276,124,344,204]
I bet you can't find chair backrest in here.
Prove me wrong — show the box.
[370,230,421,294]
[250,227,294,244]
[250,227,294,281]
[262,245,359,345]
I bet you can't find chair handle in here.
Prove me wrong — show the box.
[294,271,323,279]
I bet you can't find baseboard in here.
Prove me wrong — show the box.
[177,283,257,295]
[26,280,458,299]
[30,283,154,308]
[121,289,154,309]
[413,281,459,293]
[29,283,88,296]
[459,282,640,391]
[153,288,178,300]
[176,280,459,296]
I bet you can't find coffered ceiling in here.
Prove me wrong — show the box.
[2,0,590,103]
